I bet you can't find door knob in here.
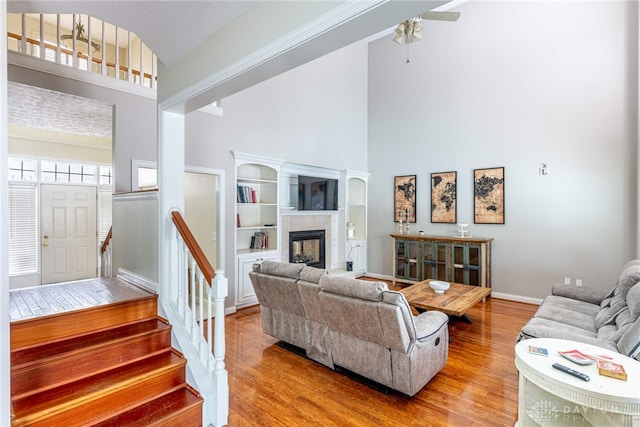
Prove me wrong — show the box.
[42,242,49,247]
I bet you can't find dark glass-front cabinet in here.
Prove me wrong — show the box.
[452,243,481,285]
[421,241,449,281]
[391,234,492,288]
[395,239,419,281]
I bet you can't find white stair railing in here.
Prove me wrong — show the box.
[169,210,228,427]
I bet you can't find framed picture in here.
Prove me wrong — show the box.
[474,167,505,224]
[431,171,457,223]
[394,175,416,223]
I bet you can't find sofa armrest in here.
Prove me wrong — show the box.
[414,311,449,341]
[551,284,608,305]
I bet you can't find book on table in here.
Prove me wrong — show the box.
[558,349,595,365]
[528,346,548,356]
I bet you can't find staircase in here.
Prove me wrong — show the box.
[10,291,203,426]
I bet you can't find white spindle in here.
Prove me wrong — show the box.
[87,15,92,70]
[169,212,228,426]
[56,14,61,64]
[20,14,26,54]
[199,273,204,347]
[190,257,197,330]
[127,31,133,83]
[139,37,143,86]
[207,282,213,369]
[114,26,119,80]
[72,13,78,69]
[101,20,106,75]
[38,14,44,60]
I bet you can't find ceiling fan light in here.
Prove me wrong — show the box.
[409,22,422,43]
[392,23,406,44]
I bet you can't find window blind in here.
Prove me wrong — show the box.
[8,183,38,276]
[98,188,112,242]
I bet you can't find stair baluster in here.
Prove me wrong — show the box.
[169,210,228,427]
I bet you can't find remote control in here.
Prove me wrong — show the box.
[552,363,590,382]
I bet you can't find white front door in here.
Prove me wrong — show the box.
[41,184,97,285]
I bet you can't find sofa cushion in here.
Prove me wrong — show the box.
[618,317,640,360]
[617,284,640,360]
[299,265,327,284]
[614,262,640,297]
[319,275,388,301]
[519,316,618,350]
[260,260,304,279]
[627,280,640,320]
[552,284,609,305]
[532,295,599,331]
[596,279,640,330]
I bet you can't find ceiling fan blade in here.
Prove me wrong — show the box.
[420,11,461,22]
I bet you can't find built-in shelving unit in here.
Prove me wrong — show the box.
[233,151,284,308]
[343,170,369,276]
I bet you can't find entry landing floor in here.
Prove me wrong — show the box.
[9,277,154,322]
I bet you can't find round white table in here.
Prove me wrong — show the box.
[515,338,640,426]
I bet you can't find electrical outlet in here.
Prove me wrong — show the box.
[564,277,571,285]
[575,279,582,287]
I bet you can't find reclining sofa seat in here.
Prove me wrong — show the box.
[517,259,640,361]
[249,261,449,396]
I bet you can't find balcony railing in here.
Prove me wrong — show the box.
[7,13,157,89]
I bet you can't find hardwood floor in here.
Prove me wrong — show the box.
[10,278,538,426]
[226,295,538,427]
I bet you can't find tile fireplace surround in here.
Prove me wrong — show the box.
[281,211,336,270]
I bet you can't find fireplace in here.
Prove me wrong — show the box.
[289,229,326,269]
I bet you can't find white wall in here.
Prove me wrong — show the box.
[184,172,218,269]
[112,192,158,284]
[185,41,369,307]
[368,1,638,299]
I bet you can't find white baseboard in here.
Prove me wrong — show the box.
[363,272,394,281]
[117,268,158,293]
[491,292,542,306]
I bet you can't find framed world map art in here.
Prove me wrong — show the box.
[431,171,457,223]
[474,167,505,224]
[394,175,416,223]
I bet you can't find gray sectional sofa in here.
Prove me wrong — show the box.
[249,260,449,396]
[517,260,640,361]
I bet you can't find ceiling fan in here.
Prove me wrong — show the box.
[393,11,460,62]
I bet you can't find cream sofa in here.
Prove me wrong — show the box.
[249,260,449,396]
[517,260,640,361]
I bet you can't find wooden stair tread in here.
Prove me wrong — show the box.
[10,296,159,349]
[94,387,203,427]
[11,322,173,399]
[11,317,170,368]
[10,279,203,426]
[12,351,186,417]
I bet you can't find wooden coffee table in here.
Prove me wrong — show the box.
[399,279,491,323]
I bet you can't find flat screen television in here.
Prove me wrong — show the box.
[297,175,339,211]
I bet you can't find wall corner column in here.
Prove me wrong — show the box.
[158,109,185,303]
